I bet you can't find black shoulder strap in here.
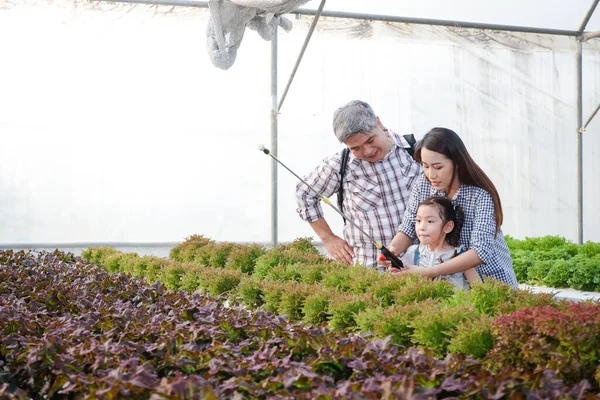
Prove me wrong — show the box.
[337,134,415,225]
[337,148,350,224]
[402,134,417,159]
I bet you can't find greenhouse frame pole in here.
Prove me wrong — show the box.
[579,0,600,34]
[271,28,279,247]
[576,39,583,245]
[271,0,325,245]
[277,0,326,112]
[573,0,598,244]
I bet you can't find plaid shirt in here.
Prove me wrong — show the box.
[398,175,518,288]
[296,132,422,268]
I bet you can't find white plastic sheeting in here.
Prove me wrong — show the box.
[0,0,599,245]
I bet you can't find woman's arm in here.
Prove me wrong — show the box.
[402,248,482,278]
[395,175,426,242]
[467,190,498,267]
[463,267,481,285]
[389,232,415,256]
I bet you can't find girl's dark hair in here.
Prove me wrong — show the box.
[415,127,503,234]
[419,197,464,247]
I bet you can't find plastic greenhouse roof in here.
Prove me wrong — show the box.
[298,0,600,33]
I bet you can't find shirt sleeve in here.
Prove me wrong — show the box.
[397,174,426,239]
[468,189,497,265]
[295,155,342,223]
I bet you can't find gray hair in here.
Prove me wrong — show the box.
[332,100,378,143]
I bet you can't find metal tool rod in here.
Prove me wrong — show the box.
[270,28,279,248]
[258,146,379,247]
[582,102,600,132]
[579,0,600,34]
[277,0,326,112]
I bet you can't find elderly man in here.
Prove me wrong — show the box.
[295,100,422,269]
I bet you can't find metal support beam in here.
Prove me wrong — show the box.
[579,0,600,33]
[99,0,209,6]
[582,102,600,132]
[576,39,584,245]
[582,30,600,41]
[292,9,580,37]
[270,28,279,248]
[95,0,581,37]
[277,0,326,112]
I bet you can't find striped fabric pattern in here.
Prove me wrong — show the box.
[296,132,422,268]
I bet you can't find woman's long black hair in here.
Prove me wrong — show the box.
[415,127,503,235]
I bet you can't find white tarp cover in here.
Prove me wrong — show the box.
[0,0,599,246]
[207,0,600,69]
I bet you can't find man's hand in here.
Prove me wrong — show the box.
[308,218,354,264]
[322,234,355,264]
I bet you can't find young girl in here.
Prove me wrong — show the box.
[401,197,480,289]
[383,127,518,288]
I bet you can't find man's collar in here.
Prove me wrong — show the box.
[390,131,413,150]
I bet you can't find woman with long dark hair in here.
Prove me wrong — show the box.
[384,127,518,288]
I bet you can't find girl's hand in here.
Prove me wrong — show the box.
[378,245,400,269]
[378,253,396,271]
[389,264,435,278]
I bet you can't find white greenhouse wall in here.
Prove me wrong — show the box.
[0,1,599,245]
